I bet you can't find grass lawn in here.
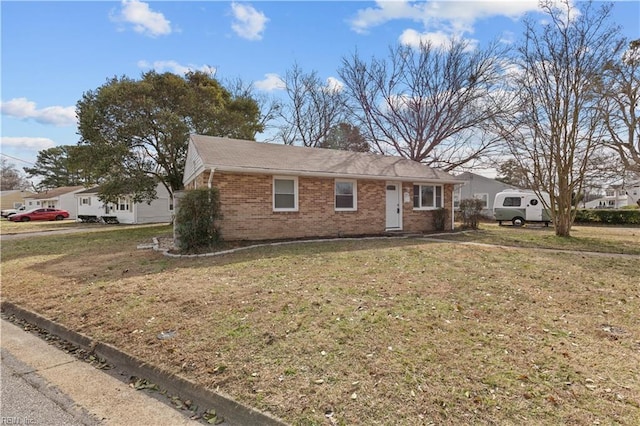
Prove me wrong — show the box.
[1,224,638,425]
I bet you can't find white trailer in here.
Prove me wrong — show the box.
[493,190,552,227]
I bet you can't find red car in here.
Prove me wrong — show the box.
[9,208,70,222]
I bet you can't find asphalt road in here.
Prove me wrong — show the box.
[0,319,198,426]
[1,348,98,425]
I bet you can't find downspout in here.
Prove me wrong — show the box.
[451,185,455,231]
[208,168,215,188]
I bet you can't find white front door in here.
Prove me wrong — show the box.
[385,182,402,229]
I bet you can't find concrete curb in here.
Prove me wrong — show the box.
[1,301,287,426]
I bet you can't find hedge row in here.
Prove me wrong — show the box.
[574,209,640,225]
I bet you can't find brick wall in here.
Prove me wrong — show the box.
[400,182,452,234]
[188,171,452,240]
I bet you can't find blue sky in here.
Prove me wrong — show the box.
[1,0,638,174]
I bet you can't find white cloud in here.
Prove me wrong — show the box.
[0,137,56,151]
[254,73,285,91]
[350,1,415,34]
[499,30,516,45]
[399,29,479,51]
[113,0,172,37]
[1,98,76,127]
[137,60,215,75]
[351,0,540,45]
[230,2,268,41]
[325,77,344,93]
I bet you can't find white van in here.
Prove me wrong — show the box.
[493,190,551,227]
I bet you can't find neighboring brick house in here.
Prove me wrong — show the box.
[181,135,462,241]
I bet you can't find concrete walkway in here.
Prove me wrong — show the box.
[1,319,197,425]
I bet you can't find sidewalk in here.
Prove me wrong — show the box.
[1,319,197,425]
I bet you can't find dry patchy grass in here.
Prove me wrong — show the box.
[443,223,640,255]
[0,218,80,234]
[1,225,639,425]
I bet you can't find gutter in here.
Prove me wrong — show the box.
[203,165,464,185]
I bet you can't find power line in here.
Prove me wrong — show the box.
[0,152,35,165]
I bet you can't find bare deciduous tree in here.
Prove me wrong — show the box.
[338,39,507,171]
[277,64,347,147]
[600,39,640,173]
[0,157,30,190]
[495,0,622,237]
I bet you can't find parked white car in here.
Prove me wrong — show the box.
[1,205,27,218]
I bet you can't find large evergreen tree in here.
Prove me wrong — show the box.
[319,123,369,152]
[76,71,263,203]
[24,145,96,190]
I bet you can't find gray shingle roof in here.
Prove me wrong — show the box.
[75,186,101,195]
[28,186,85,199]
[190,135,461,183]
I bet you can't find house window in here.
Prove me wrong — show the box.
[335,180,356,211]
[453,188,461,209]
[473,193,489,209]
[413,184,442,209]
[503,197,522,207]
[117,197,130,211]
[273,177,298,211]
[81,197,91,205]
[606,189,615,197]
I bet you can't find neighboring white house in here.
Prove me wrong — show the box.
[455,172,519,217]
[583,184,640,209]
[0,190,37,211]
[23,186,85,219]
[75,183,173,224]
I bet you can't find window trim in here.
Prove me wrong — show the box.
[273,176,299,212]
[453,187,461,209]
[473,193,489,209]
[117,196,131,212]
[413,184,443,210]
[503,196,522,207]
[335,179,357,211]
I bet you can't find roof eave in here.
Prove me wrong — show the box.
[202,164,463,184]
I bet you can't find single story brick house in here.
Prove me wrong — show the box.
[181,135,462,241]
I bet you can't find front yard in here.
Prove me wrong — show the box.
[1,224,638,425]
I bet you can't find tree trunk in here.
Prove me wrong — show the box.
[553,194,574,237]
[554,213,572,237]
